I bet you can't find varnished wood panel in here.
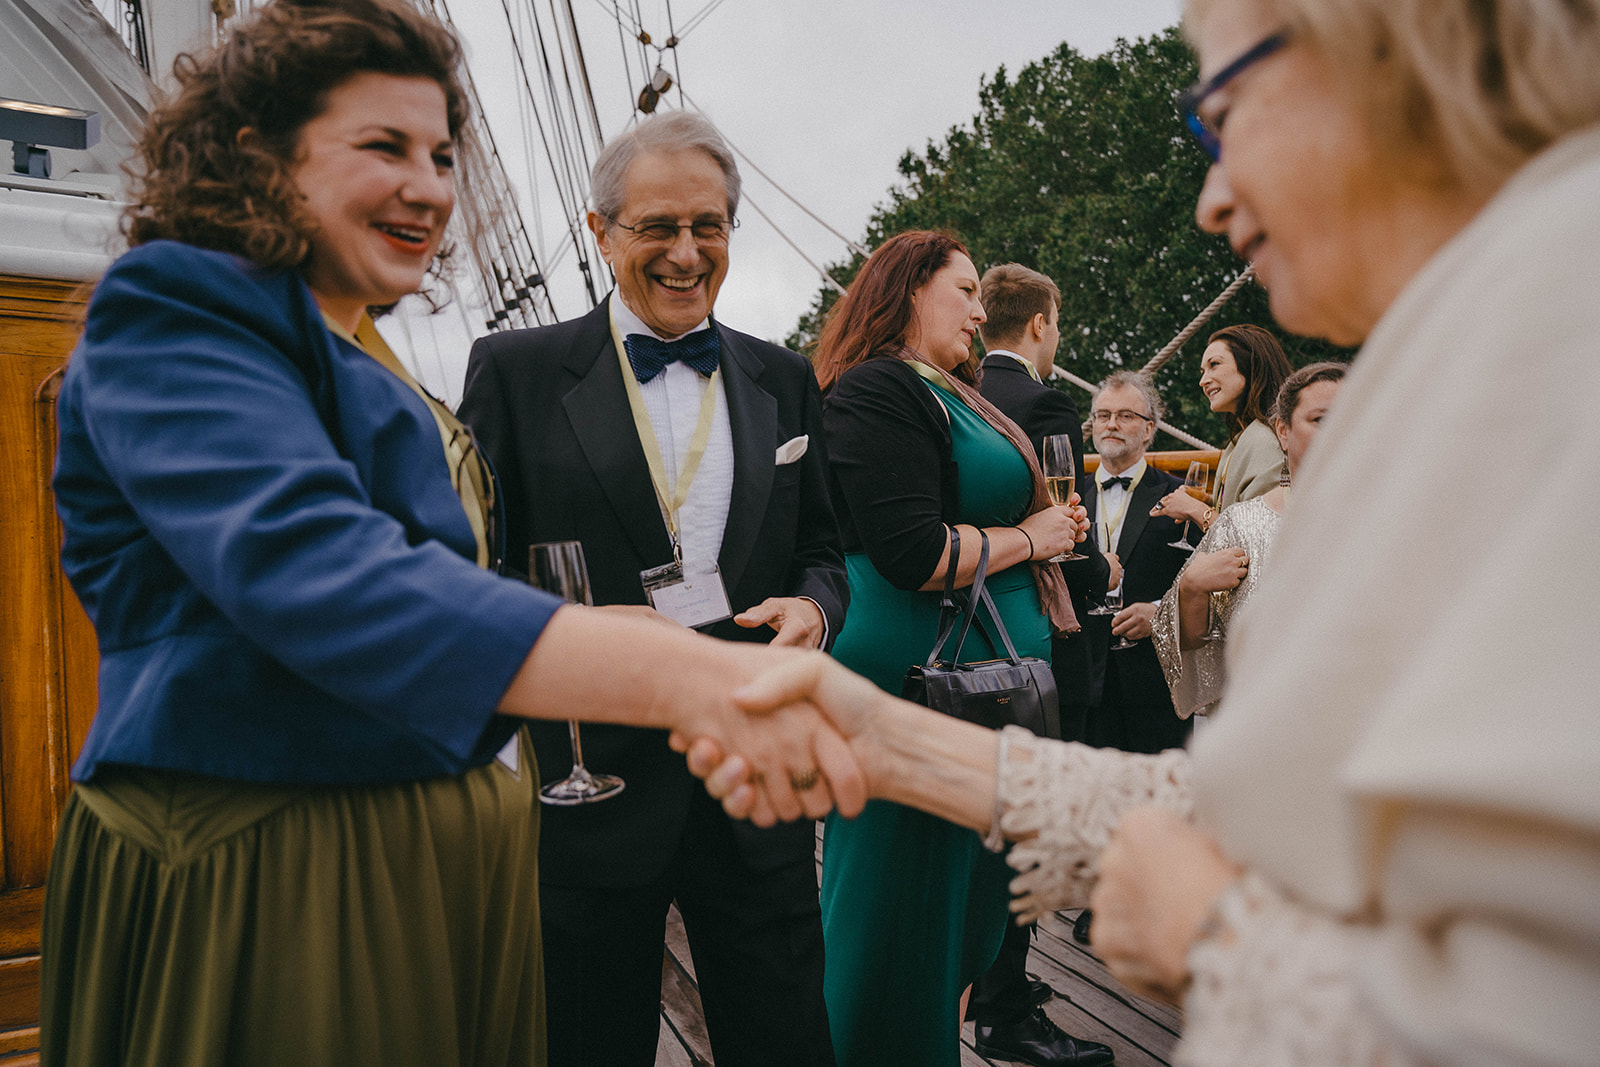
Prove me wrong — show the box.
[0,893,43,962]
[1086,449,1222,477]
[0,272,96,1052]
[0,961,38,1033]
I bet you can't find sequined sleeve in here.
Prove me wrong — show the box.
[995,725,1193,922]
[1153,499,1281,720]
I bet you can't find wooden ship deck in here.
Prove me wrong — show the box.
[655,827,1179,1067]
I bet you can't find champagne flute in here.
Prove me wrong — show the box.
[1101,586,1137,650]
[528,541,625,806]
[1041,434,1086,561]
[1168,460,1209,552]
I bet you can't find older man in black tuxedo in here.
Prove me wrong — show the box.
[457,112,846,1067]
[971,264,1116,1067]
[1082,370,1194,754]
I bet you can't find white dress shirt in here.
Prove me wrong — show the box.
[611,292,734,576]
[1097,457,1148,595]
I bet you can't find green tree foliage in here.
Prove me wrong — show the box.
[787,27,1350,450]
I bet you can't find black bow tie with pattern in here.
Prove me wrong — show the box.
[624,329,720,383]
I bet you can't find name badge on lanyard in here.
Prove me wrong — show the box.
[641,558,733,629]
[612,307,733,629]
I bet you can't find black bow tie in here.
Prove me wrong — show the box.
[624,329,720,383]
[1100,475,1132,491]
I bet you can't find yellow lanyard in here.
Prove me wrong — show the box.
[609,311,721,553]
[1098,466,1143,553]
[323,313,493,569]
[906,356,959,393]
[994,351,1042,382]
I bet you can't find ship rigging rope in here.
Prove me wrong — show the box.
[1052,265,1258,451]
[664,0,684,108]
[680,88,872,260]
[1135,264,1256,378]
[495,0,603,306]
[739,191,847,296]
[675,0,731,39]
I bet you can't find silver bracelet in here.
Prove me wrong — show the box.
[982,727,1012,852]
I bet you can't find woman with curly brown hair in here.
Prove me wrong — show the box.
[42,2,856,1064]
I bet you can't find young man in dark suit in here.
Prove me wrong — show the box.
[970,264,1116,1067]
[457,112,846,1067]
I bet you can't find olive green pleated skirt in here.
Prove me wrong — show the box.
[40,729,544,1067]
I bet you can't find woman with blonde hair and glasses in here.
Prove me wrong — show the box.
[686,0,1600,1062]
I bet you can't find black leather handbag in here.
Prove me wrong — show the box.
[901,527,1059,737]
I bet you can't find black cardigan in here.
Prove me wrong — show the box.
[822,356,980,591]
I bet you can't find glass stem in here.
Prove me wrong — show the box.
[566,721,589,777]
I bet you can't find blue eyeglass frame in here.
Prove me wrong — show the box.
[1178,32,1289,161]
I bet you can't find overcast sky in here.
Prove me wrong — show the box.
[397,0,1185,401]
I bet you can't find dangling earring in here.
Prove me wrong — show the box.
[1279,454,1291,487]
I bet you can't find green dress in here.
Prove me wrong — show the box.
[821,373,1050,1067]
[41,730,545,1067]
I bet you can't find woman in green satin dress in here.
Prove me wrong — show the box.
[811,232,1085,1066]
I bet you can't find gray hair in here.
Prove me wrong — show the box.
[590,111,742,225]
[1094,370,1165,423]
[1185,0,1600,194]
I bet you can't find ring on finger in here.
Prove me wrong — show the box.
[789,767,821,792]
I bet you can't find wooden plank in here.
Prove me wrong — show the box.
[659,908,714,1066]
[664,903,697,984]
[1035,911,1183,1034]
[0,892,42,961]
[654,1016,698,1067]
[0,959,38,1033]
[0,1027,38,1058]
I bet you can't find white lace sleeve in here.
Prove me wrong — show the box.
[1176,872,1401,1067]
[996,725,1193,922]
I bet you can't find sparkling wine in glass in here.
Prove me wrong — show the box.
[528,541,625,806]
[1168,460,1209,552]
[1041,434,1086,561]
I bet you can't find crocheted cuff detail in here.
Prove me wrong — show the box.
[995,725,1193,922]
[1177,872,1392,1067]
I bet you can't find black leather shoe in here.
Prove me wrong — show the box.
[974,1008,1115,1067]
[964,978,1052,1023]
[1071,909,1093,945]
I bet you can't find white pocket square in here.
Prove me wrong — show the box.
[775,435,809,465]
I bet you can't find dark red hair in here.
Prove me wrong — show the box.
[814,231,970,391]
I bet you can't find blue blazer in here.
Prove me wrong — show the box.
[54,241,560,785]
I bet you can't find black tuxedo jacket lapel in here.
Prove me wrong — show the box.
[558,304,675,567]
[716,323,777,595]
[1117,467,1164,560]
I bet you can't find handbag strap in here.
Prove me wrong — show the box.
[925,526,965,669]
[924,527,1030,668]
[926,527,1000,668]
[971,585,1025,664]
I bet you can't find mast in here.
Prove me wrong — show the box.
[144,0,221,89]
